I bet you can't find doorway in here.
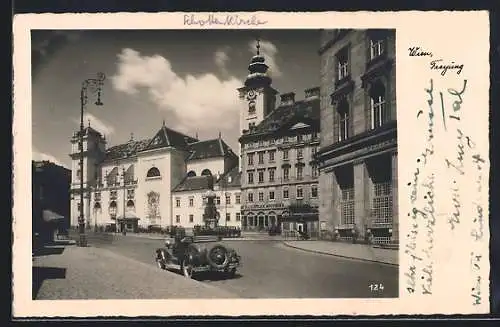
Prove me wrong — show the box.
[297,223,304,233]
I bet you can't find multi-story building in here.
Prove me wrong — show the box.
[32,160,71,243]
[172,165,241,230]
[238,43,321,235]
[315,29,398,244]
[69,122,240,232]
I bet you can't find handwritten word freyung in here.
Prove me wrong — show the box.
[430,59,464,76]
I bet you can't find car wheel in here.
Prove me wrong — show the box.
[182,262,194,279]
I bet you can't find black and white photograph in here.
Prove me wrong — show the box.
[30,28,399,300]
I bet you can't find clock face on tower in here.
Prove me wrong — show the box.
[246,90,257,101]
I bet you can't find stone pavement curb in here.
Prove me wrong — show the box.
[282,241,399,267]
[123,233,283,242]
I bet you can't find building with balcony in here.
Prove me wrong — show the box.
[69,122,239,232]
[238,42,321,235]
[315,29,398,245]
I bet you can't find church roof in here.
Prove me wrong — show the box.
[104,138,151,162]
[143,124,198,152]
[186,138,235,161]
[172,175,214,192]
[216,166,241,189]
[239,97,320,142]
[172,166,241,193]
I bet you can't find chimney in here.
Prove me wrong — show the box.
[305,87,320,100]
[280,92,295,106]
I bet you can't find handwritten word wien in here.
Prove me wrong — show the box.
[184,14,268,27]
[405,79,437,295]
[408,46,464,76]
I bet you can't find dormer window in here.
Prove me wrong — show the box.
[336,47,349,81]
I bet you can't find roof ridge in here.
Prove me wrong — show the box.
[162,126,170,146]
[218,138,225,156]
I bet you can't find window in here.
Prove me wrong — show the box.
[189,214,194,223]
[258,192,264,202]
[312,164,319,178]
[175,215,180,223]
[269,191,275,201]
[248,153,254,165]
[312,132,318,140]
[189,197,194,207]
[248,122,256,130]
[297,148,303,159]
[202,196,207,205]
[338,98,350,141]
[269,150,275,162]
[311,185,318,198]
[258,170,264,183]
[297,187,304,199]
[110,190,117,200]
[297,166,303,180]
[283,167,290,181]
[247,172,254,184]
[258,152,264,164]
[283,149,289,160]
[226,194,231,205]
[236,213,241,221]
[248,192,254,202]
[370,37,385,60]
[269,139,275,145]
[201,169,212,176]
[370,81,388,129]
[127,189,135,199]
[283,188,289,199]
[76,169,81,180]
[216,197,221,205]
[146,167,161,178]
[77,203,82,213]
[235,194,241,204]
[297,134,303,143]
[269,168,275,182]
[312,146,318,156]
[226,213,231,222]
[283,136,290,143]
[337,47,349,80]
[175,197,181,207]
[95,192,101,201]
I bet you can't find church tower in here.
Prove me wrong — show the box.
[69,123,106,228]
[238,39,278,171]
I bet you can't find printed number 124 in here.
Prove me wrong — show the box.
[369,283,384,292]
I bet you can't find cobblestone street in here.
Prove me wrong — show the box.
[33,233,398,299]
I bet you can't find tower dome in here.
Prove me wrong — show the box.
[244,39,272,88]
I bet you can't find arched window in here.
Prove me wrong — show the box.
[109,201,117,217]
[201,169,212,176]
[126,200,135,209]
[94,202,101,210]
[337,97,349,141]
[187,170,196,177]
[369,80,387,129]
[146,167,161,178]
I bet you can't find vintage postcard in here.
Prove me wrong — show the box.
[12,11,490,317]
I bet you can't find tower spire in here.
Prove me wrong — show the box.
[256,37,261,55]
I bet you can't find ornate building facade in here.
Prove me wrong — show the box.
[315,29,398,244]
[69,122,240,232]
[238,44,321,235]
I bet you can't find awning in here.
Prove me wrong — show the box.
[42,210,65,223]
[116,211,140,221]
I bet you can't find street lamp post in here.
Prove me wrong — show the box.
[78,72,105,247]
[122,166,127,235]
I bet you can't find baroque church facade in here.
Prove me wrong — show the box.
[69,122,241,232]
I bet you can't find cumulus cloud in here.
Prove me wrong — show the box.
[248,39,282,77]
[111,48,244,132]
[214,47,230,72]
[72,113,115,136]
[32,147,70,169]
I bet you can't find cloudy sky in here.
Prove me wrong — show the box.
[31,29,320,169]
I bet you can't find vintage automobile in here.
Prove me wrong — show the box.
[155,234,241,279]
